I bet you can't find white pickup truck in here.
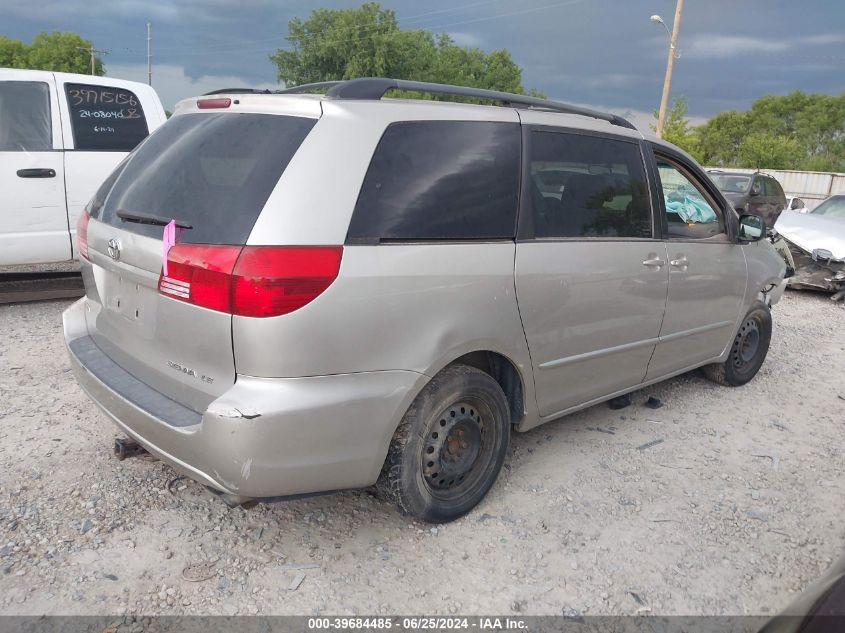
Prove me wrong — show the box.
[1,68,166,265]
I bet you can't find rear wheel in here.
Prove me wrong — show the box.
[702,302,772,386]
[376,364,510,523]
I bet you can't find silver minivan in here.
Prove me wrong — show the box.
[63,78,786,523]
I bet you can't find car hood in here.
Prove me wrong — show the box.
[774,210,845,260]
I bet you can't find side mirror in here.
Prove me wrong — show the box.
[739,214,765,241]
[749,188,761,197]
[791,198,804,210]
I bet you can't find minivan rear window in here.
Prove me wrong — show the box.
[100,113,316,244]
[347,121,521,242]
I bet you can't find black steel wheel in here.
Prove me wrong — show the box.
[702,301,772,387]
[732,317,761,370]
[377,364,510,523]
[422,399,492,499]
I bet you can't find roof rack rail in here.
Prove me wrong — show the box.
[204,82,343,97]
[275,81,343,94]
[204,78,636,130]
[203,88,275,95]
[323,78,636,130]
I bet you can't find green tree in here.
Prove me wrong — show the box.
[651,97,701,159]
[695,91,845,171]
[737,132,802,170]
[0,32,104,75]
[0,36,28,68]
[696,110,751,167]
[27,32,104,75]
[270,3,536,96]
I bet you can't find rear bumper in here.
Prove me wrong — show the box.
[63,298,426,500]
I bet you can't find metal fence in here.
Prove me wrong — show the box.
[706,167,845,209]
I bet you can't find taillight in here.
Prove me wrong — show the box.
[159,245,241,312]
[233,246,344,317]
[77,210,91,260]
[158,245,343,317]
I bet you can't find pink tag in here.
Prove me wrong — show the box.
[162,220,176,276]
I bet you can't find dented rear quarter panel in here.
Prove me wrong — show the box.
[232,243,537,414]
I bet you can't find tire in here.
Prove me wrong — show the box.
[376,364,511,523]
[702,302,772,387]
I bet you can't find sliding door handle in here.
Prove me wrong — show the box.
[17,168,56,178]
[670,256,689,268]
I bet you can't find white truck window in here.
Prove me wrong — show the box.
[0,81,52,151]
[64,83,149,151]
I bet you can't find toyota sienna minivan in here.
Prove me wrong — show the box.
[64,78,786,523]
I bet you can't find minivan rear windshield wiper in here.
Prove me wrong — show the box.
[116,210,193,230]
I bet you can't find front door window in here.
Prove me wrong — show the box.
[656,159,726,240]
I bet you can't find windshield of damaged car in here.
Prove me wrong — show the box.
[811,196,845,219]
[710,174,751,193]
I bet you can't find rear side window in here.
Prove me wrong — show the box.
[764,177,783,197]
[64,83,149,151]
[348,121,521,241]
[100,113,316,244]
[526,131,651,239]
[0,81,51,151]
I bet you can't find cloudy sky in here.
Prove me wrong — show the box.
[4,0,844,127]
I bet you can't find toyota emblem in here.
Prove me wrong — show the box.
[107,238,121,261]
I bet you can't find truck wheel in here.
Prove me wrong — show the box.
[377,364,510,523]
[702,302,772,386]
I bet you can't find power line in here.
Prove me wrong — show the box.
[107,0,845,72]
[76,45,109,75]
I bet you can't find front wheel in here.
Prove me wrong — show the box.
[702,302,772,386]
[376,364,510,523]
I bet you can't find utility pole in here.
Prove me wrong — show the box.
[77,45,109,75]
[655,0,684,139]
[146,23,152,86]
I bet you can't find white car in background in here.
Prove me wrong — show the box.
[775,193,845,301]
[784,196,809,214]
[0,69,166,266]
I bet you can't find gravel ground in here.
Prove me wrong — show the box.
[0,290,843,616]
